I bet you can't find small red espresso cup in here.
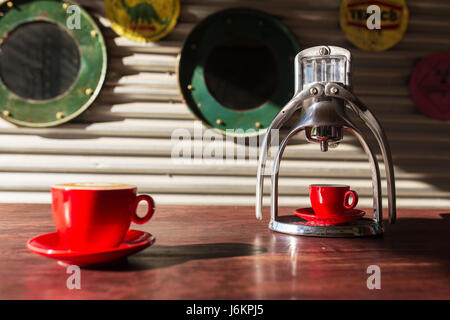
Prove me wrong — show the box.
[51,183,155,252]
[309,184,358,218]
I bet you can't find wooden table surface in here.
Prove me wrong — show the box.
[0,204,449,299]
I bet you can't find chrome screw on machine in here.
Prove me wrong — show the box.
[255,46,396,237]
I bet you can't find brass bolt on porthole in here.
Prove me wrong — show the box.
[255,122,262,128]
[56,112,64,120]
[216,119,223,125]
[85,88,93,96]
[90,30,97,38]
[62,2,69,10]
[2,110,10,117]
[187,84,193,90]
[6,1,13,8]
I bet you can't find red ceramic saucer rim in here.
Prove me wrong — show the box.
[26,229,155,257]
[294,207,365,220]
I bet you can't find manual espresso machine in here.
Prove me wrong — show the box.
[255,46,396,237]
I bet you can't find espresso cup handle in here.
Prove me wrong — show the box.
[132,194,155,224]
[344,190,358,210]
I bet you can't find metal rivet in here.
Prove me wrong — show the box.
[216,119,223,125]
[62,2,69,10]
[319,47,329,55]
[197,103,201,108]
[90,30,97,38]
[6,1,13,8]
[187,84,193,90]
[310,87,318,95]
[85,88,93,96]
[2,110,10,117]
[56,112,64,120]
[255,122,261,128]
[330,87,339,94]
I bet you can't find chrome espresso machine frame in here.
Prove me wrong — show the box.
[255,46,396,237]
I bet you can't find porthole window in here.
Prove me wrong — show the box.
[0,21,81,101]
[0,0,107,127]
[178,8,300,136]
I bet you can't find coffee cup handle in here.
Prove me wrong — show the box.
[132,194,155,224]
[344,190,358,210]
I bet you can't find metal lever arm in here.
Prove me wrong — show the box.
[255,84,323,220]
[325,83,396,224]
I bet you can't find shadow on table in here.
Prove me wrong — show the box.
[85,242,267,271]
[381,213,450,272]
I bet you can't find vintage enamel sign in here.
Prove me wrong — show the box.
[410,53,450,121]
[340,0,409,51]
[105,0,180,42]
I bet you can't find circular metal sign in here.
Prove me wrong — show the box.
[0,0,107,127]
[410,53,450,121]
[178,8,300,136]
[105,0,180,43]
[340,0,409,51]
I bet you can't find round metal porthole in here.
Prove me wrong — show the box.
[178,8,300,136]
[0,0,107,127]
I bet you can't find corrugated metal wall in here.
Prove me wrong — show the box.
[0,0,449,208]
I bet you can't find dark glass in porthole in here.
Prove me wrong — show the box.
[0,21,81,100]
[204,36,279,111]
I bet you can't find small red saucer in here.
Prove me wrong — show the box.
[294,207,365,226]
[26,229,155,267]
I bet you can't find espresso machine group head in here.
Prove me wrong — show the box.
[255,45,396,237]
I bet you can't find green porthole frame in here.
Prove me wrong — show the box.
[178,8,300,137]
[0,0,107,127]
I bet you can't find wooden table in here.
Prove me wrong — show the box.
[0,204,449,299]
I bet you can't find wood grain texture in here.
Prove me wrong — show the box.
[0,204,449,299]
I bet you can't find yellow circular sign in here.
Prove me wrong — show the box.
[105,0,180,42]
[340,0,409,51]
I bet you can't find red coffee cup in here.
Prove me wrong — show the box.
[309,184,358,218]
[51,183,155,252]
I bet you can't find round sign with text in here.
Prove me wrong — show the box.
[105,0,180,43]
[410,53,450,121]
[340,0,409,51]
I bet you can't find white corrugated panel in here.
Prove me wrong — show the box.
[0,0,449,209]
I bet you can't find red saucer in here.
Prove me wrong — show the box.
[294,207,365,226]
[26,229,155,267]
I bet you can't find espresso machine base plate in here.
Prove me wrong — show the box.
[269,215,383,237]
